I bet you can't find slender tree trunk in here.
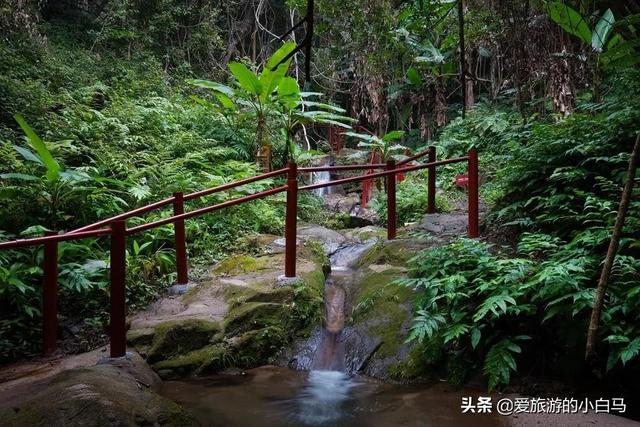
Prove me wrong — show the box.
[458,0,467,118]
[585,134,640,362]
[466,51,475,111]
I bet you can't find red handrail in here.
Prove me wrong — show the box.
[299,155,470,192]
[69,197,175,234]
[397,147,433,166]
[0,148,480,360]
[0,227,112,250]
[127,185,288,234]
[184,167,287,201]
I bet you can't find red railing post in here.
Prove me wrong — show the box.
[468,148,479,238]
[427,145,437,214]
[386,159,397,240]
[173,192,188,284]
[285,162,298,277]
[43,230,58,355]
[110,220,127,358]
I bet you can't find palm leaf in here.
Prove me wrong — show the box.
[14,114,61,181]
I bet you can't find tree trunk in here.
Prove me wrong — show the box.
[458,0,467,119]
[585,134,640,363]
[465,51,475,111]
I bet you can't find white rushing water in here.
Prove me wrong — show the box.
[293,240,377,425]
[294,370,357,425]
[311,170,333,197]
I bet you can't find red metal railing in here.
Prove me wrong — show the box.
[0,147,479,359]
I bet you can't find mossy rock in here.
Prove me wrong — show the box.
[351,268,413,359]
[0,355,197,426]
[223,302,292,336]
[355,239,417,269]
[127,327,155,348]
[147,319,222,363]
[229,326,287,366]
[154,344,230,379]
[223,280,295,309]
[211,255,270,275]
[387,341,438,381]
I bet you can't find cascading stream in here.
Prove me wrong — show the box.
[296,240,376,425]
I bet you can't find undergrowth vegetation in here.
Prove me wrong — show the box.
[398,70,640,390]
[0,25,330,362]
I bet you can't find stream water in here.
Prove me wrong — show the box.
[159,239,503,426]
[160,366,502,426]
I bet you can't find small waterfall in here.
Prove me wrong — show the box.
[310,157,334,197]
[294,240,376,425]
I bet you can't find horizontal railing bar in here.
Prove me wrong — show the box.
[299,156,469,192]
[127,185,288,235]
[69,197,176,234]
[0,228,112,250]
[299,164,386,172]
[183,168,288,201]
[397,148,432,166]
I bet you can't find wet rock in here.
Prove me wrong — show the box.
[322,193,379,227]
[0,352,197,427]
[297,224,346,253]
[223,302,292,336]
[147,319,222,363]
[127,237,327,378]
[153,345,229,379]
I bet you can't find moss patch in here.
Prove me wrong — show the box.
[224,280,295,309]
[127,327,155,347]
[351,269,413,358]
[355,239,416,269]
[212,255,270,275]
[387,341,438,381]
[154,344,230,378]
[223,302,292,336]
[147,319,222,363]
[229,326,287,366]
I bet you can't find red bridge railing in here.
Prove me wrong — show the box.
[0,147,479,358]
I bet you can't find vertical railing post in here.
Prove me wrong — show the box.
[110,220,127,358]
[173,192,188,284]
[468,148,479,238]
[386,159,397,240]
[43,231,58,355]
[285,162,298,278]
[427,145,437,214]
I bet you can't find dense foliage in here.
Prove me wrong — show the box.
[1,0,640,401]
[398,70,640,390]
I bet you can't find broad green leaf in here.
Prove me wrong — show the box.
[12,145,43,165]
[414,41,445,64]
[0,173,39,181]
[606,33,623,50]
[382,130,405,142]
[547,1,592,45]
[406,67,423,86]
[15,114,61,181]
[228,62,262,96]
[265,41,297,72]
[592,9,614,51]
[471,327,481,349]
[214,93,236,112]
[277,76,301,109]
[186,79,234,97]
[260,41,296,102]
[299,101,346,113]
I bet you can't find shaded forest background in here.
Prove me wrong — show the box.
[0,0,639,399]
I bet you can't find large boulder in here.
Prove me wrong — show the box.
[0,353,197,427]
[127,236,327,379]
